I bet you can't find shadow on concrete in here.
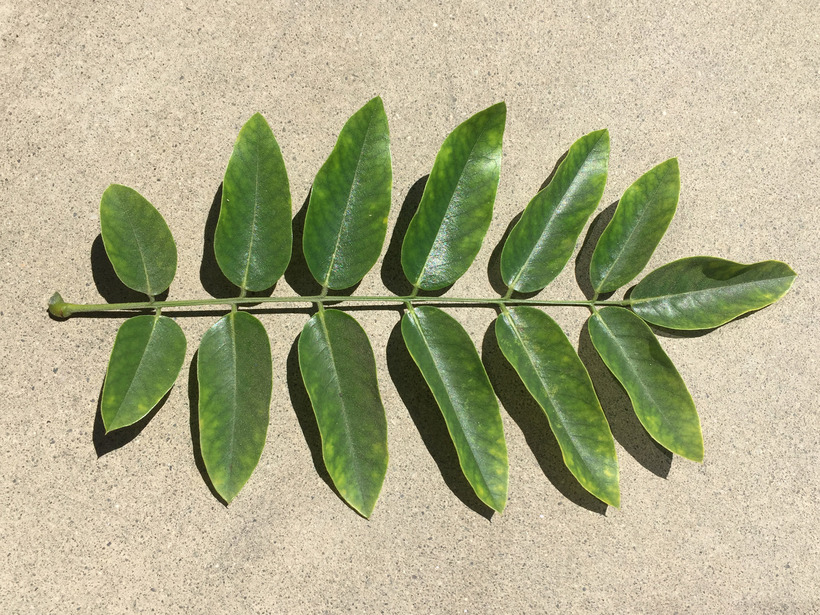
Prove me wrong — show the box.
[285,332,339,495]
[285,190,361,300]
[574,201,618,300]
[486,150,570,298]
[577,322,673,477]
[381,175,428,296]
[93,380,168,457]
[187,351,227,506]
[200,183,275,300]
[91,235,168,303]
[386,320,494,519]
[481,322,608,514]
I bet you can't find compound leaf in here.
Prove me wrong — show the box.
[401,102,506,290]
[588,307,703,461]
[100,184,177,296]
[495,307,619,507]
[401,306,508,512]
[590,158,679,294]
[631,257,797,330]
[215,113,292,292]
[500,129,609,293]
[303,97,392,289]
[101,315,186,432]
[298,309,388,517]
[198,311,272,503]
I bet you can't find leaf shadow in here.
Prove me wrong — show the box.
[575,201,618,300]
[481,321,608,514]
[285,331,342,502]
[487,151,569,298]
[379,175,452,297]
[487,212,522,297]
[381,175,428,296]
[93,379,168,457]
[538,150,569,192]
[187,350,228,506]
[577,322,673,477]
[284,190,362,299]
[91,235,168,303]
[386,319,494,519]
[200,183,275,300]
[285,191,323,296]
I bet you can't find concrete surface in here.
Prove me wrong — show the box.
[1,1,817,613]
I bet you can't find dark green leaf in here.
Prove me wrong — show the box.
[401,103,506,290]
[401,306,508,512]
[101,315,186,432]
[495,307,619,506]
[500,129,609,293]
[100,184,177,296]
[198,311,272,503]
[303,97,392,289]
[631,257,797,330]
[588,307,703,461]
[298,310,388,517]
[215,113,292,291]
[590,158,680,294]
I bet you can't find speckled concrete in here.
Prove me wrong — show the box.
[1,1,817,613]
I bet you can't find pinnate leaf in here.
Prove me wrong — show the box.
[198,311,272,503]
[401,306,508,512]
[215,113,292,291]
[303,97,392,289]
[590,158,679,294]
[588,307,703,461]
[101,315,186,432]
[298,309,388,517]
[401,102,506,290]
[630,257,796,330]
[495,307,619,507]
[100,184,177,296]
[501,129,609,293]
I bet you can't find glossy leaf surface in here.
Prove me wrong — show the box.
[501,129,609,292]
[401,102,506,290]
[588,307,703,461]
[198,311,272,503]
[101,315,186,432]
[495,307,619,506]
[304,97,392,289]
[299,310,388,517]
[401,306,508,512]
[215,113,292,291]
[590,158,679,294]
[631,257,796,330]
[100,184,177,296]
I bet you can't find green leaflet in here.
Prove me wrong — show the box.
[298,310,388,518]
[101,315,186,432]
[501,129,609,293]
[100,184,177,296]
[215,113,292,292]
[590,158,680,294]
[631,257,797,330]
[401,306,508,512]
[303,97,392,289]
[495,307,619,507]
[588,307,703,461]
[401,102,506,290]
[198,311,272,503]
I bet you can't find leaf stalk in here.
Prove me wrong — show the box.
[49,293,632,318]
